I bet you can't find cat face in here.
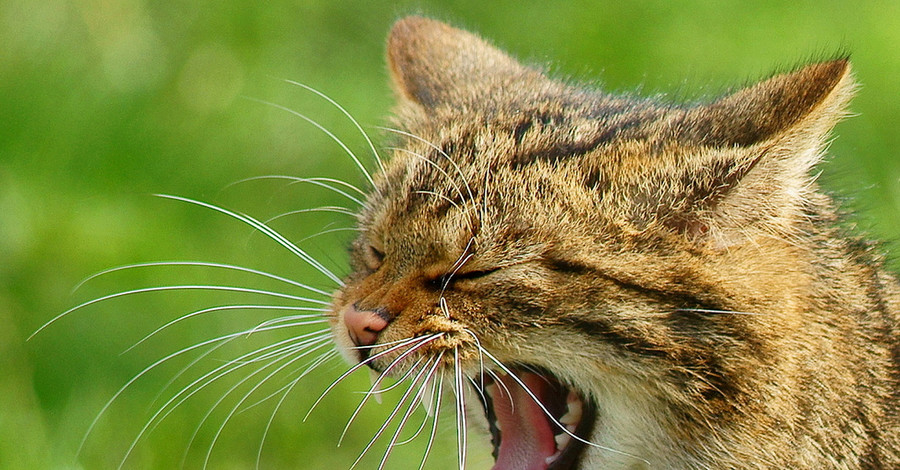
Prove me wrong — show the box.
[331,16,854,469]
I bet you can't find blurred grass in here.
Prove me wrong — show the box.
[3,1,900,468]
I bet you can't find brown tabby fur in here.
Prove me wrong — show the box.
[331,16,900,469]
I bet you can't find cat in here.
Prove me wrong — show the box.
[328,16,900,469]
[47,14,900,470]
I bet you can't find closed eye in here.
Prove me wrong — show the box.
[433,265,503,291]
[366,245,385,271]
[451,267,500,281]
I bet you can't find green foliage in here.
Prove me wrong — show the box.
[4,1,899,468]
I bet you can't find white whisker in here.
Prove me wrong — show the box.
[390,147,466,203]
[453,347,468,470]
[151,331,333,436]
[282,79,386,177]
[244,97,377,190]
[264,206,358,225]
[359,356,423,396]
[418,369,445,470]
[413,190,460,210]
[256,349,339,468]
[461,328,488,404]
[441,238,475,294]
[123,332,333,468]
[378,357,442,470]
[33,284,330,340]
[394,355,443,446]
[202,335,335,469]
[378,127,475,206]
[350,357,435,470]
[674,308,764,316]
[304,334,442,421]
[148,326,330,411]
[71,260,333,297]
[296,226,359,245]
[338,335,443,445]
[154,195,344,286]
[126,305,327,354]
[280,176,366,206]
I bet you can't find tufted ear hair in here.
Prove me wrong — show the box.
[386,16,549,108]
[638,59,855,246]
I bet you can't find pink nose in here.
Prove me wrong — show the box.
[344,304,390,347]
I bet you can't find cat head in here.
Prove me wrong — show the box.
[330,16,854,469]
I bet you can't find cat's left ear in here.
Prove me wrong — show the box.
[651,59,855,245]
[386,16,547,107]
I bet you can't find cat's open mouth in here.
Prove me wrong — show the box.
[476,367,596,470]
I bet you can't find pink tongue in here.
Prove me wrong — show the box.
[491,373,557,470]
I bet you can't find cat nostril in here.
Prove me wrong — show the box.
[344,304,390,348]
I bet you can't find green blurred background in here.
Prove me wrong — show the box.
[3,1,900,468]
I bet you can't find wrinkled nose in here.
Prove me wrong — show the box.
[344,303,390,348]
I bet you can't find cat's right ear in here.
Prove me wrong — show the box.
[387,16,544,108]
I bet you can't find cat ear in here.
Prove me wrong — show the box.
[649,59,855,245]
[680,59,853,147]
[387,16,546,107]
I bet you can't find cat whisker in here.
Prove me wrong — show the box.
[127,305,328,354]
[484,368,515,413]
[305,333,443,421]
[441,246,475,294]
[378,357,443,470]
[244,97,378,191]
[378,126,477,206]
[339,335,443,445]
[359,357,423,397]
[77,328,238,458]
[129,332,334,469]
[453,346,469,470]
[33,284,330,340]
[389,146,467,204]
[263,205,358,225]
[674,308,764,316]
[281,79,386,176]
[228,175,367,204]
[349,333,443,351]
[71,260,333,297]
[418,370,445,470]
[154,194,344,286]
[152,330,333,433]
[460,328,486,389]
[295,226,360,245]
[196,350,301,469]
[380,126,483,236]
[350,357,436,470]
[149,324,331,411]
[401,354,444,438]
[281,176,367,205]
[242,347,339,413]
[201,334,337,469]
[241,316,331,340]
[103,321,327,466]
[414,190,460,210]
[256,349,339,469]
[439,297,451,319]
